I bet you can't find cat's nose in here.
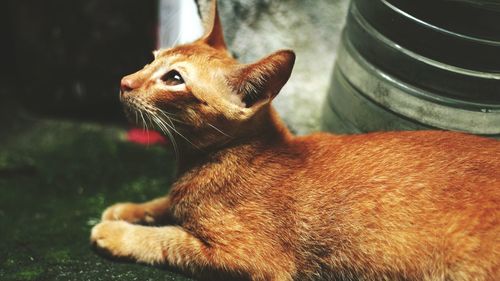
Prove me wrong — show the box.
[120,76,140,93]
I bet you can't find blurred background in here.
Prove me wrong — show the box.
[0,0,157,123]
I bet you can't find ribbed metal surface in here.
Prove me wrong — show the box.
[322,0,500,138]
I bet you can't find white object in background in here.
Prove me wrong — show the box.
[159,0,204,48]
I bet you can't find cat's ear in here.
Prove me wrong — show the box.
[230,50,295,109]
[201,0,226,50]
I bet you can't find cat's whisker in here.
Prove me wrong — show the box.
[156,109,188,125]
[207,122,231,138]
[130,99,184,158]
[139,111,146,132]
[156,109,184,123]
[143,106,200,151]
[151,114,179,160]
[133,101,146,130]
[166,121,201,150]
[158,114,202,151]
[135,108,143,129]
[139,110,152,145]
[145,113,153,144]
[142,108,178,157]
[164,116,177,132]
[171,25,183,47]
[156,107,230,138]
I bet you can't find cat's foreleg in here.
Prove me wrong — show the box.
[101,196,171,224]
[91,221,199,265]
[90,221,293,281]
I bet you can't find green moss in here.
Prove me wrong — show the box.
[45,249,71,264]
[0,117,192,281]
[15,266,44,280]
[2,258,15,268]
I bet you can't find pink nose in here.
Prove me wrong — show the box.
[120,76,140,93]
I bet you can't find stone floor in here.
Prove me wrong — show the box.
[0,115,193,280]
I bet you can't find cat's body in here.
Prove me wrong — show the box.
[90,1,500,280]
[169,116,499,281]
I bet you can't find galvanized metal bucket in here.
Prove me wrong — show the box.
[322,0,500,138]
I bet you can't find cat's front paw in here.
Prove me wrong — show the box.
[101,203,154,224]
[90,221,131,258]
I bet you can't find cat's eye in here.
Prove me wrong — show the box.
[161,70,185,86]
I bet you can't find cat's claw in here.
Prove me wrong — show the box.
[90,220,131,258]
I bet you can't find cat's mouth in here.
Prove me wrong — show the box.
[121,95,171,131]
[121,95,149,127]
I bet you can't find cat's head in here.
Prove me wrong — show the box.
[119,0,295,151]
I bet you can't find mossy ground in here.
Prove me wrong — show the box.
[0,114,193,281]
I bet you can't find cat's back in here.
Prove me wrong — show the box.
[289,130,499,280]
[294,130,499,184]
[292,130,499,215]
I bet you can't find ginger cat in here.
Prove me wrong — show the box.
[91,1,500,280]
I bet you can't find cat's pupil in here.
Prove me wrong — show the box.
[161,70,184,86]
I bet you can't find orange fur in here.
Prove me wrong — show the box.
[91,1,500,280]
